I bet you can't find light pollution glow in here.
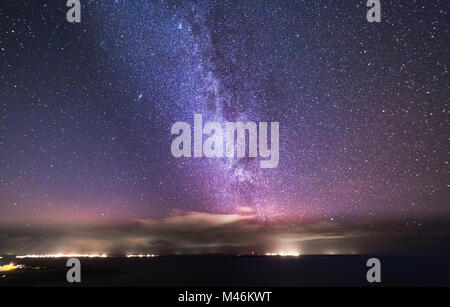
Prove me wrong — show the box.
[16,254,108,259]
[14,252,302,258]
[265,252,301,257]
[3,211,448,256]
[126,254,158,258]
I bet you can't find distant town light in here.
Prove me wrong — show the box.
[125,254,158,258]
[265,252,300,257]
[16,253,108,259]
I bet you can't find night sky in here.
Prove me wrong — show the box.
[0,1,448,255]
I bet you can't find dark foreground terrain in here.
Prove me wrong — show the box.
[1,255,449,287]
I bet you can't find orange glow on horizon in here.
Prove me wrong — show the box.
[0,262,24,272]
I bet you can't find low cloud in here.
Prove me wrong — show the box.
[1,211,449,256]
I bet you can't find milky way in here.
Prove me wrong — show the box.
[0,0,448,231]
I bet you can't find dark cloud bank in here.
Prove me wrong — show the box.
[1,212,450,256]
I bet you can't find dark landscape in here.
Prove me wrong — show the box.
[1,255,449,287]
